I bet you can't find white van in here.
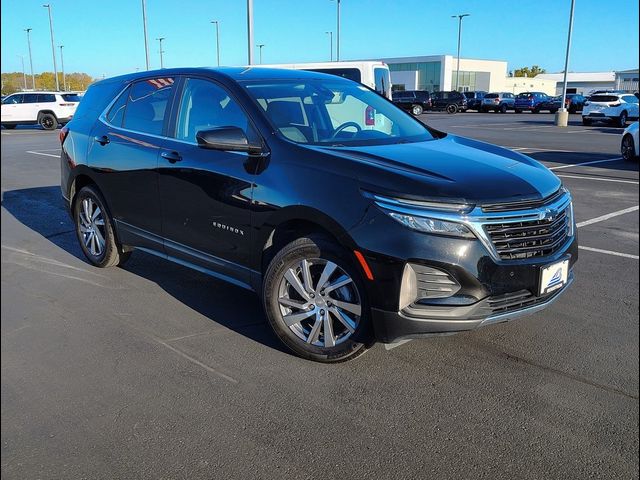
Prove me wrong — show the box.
[257,61,392,99]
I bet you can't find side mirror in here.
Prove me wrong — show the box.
[196,126,263,154]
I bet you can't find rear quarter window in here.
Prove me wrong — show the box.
[61,94,82,102]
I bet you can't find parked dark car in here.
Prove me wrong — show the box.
[430,91,468,113]
[462,91,487,111]
[514,92,550,113]
[538,94,587,114]
[480,92,516,113]
[60,67,577,362]
[392,90,431,115]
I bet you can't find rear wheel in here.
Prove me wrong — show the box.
[616,111,628,128]
[532,108,540,114]
[621,134,637,161]
[515,109,522,114]
[38,113,58,130]
[262,235,371,363]
[500,104,507,113]
[73,186,130,268]
[446,104,458,114]
[582,117,592,126]
[411,104,423,116]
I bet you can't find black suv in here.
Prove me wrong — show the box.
[430,91,468,113]
[60,68,577,362]
[392,90,431,116]
[462,91,487,111]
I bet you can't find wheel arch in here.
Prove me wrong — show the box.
[258,206,358,274]
[37,109,58,120]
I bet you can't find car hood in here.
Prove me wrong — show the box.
[308,135,561,205]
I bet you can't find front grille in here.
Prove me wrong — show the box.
[484,206,571,260]
[488,288,562,314]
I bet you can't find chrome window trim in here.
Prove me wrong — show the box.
[372,191,574,262]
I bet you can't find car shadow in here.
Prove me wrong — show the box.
[1,185,286,354]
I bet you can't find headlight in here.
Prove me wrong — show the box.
[386,211,475,238]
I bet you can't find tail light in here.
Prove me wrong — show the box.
[364,106,375,126]
[59,125,69,144]
[494,98,500,103]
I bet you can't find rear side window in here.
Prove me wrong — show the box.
[122,77,175,135]
[622,95,638,104]
[61,94,82,102]
[37,94,56,103]
[106,86,131,126]
[22,94,39,103]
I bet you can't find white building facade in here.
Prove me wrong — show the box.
[534,72,615,95]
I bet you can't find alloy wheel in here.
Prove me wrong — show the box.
[78,197,106,257]
[40,116,54,129]
[622,135,635,161]
[277,258,361,348]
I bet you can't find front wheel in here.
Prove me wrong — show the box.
[446,104,458,114]
[616,111,628,128]
[74,186,130,268]
[263,235,371,363]
[411,104,423,116]
[621,134,637,161]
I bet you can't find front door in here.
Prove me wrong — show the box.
[158,76,260,286]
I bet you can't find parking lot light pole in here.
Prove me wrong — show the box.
[211,20,220,66]
[157,37,165,68]
[24,28,36,90]
[555,0,576,127]
[17,55,27,90]
[326,31,333,61]
[142,0,150,70]
[58,45,66,91]
[43,4,60,91]
[451,13,470,91]
[334,0,341,61]
[256,44,265,64]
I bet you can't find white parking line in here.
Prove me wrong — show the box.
[576,205,639,228]
[557,174,639,185]
[510,146,574,153]
[26,150,59,158]
[578,246,639,260]
[549,157,623,170]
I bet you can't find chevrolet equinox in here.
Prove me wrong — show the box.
[60,68,577,362]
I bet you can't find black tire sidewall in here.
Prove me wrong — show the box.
[73,186,119,267]
[39,113,58,130]
[262,236,371,363]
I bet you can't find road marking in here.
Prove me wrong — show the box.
[549,157,623,170]
[576,205,639,228]
[510,146,574,153]
[26,150,59,158]
[557,174,639,185]
[578,246,639,260]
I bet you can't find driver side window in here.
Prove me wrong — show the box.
[175,78,250,143]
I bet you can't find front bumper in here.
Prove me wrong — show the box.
[371,271,574,342]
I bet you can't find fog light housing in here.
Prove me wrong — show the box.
[399,263,462,310]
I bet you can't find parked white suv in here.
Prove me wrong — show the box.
[582,93,639,128]
[1,91,81,130]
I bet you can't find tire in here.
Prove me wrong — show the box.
[550,109,558,114]
[616,111,628,128]
[38,113,58,130]
[532,108,540,114]
[480,107,487,113]
[446,104,458,114]
[500,104,507,113]
[73,185,131,268]
[621,134,637,161]
[262,235,371,363]
[582,117,592,126]
[411,104,423,116]
[2,124,17,129]
[515,109,522,114]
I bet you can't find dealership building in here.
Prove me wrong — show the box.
[379,55,507,93]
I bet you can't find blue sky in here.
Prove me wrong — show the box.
[1,0,638,78]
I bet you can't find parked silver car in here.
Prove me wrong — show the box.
[481,92,516,113]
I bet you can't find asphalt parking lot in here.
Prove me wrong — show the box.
[1,113,638,479]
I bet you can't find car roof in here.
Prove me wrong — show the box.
[93,66,351,87]
[7,91,65,95]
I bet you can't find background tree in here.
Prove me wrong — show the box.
[513,65,547,77]
[1,72,96,95]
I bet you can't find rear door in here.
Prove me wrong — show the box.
[158,76,260,284]
[88,76,176,249]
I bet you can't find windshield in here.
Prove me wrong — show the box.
[243,79,433,146]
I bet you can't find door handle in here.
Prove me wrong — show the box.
[161,151,182,163]
[94,135,110,146]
